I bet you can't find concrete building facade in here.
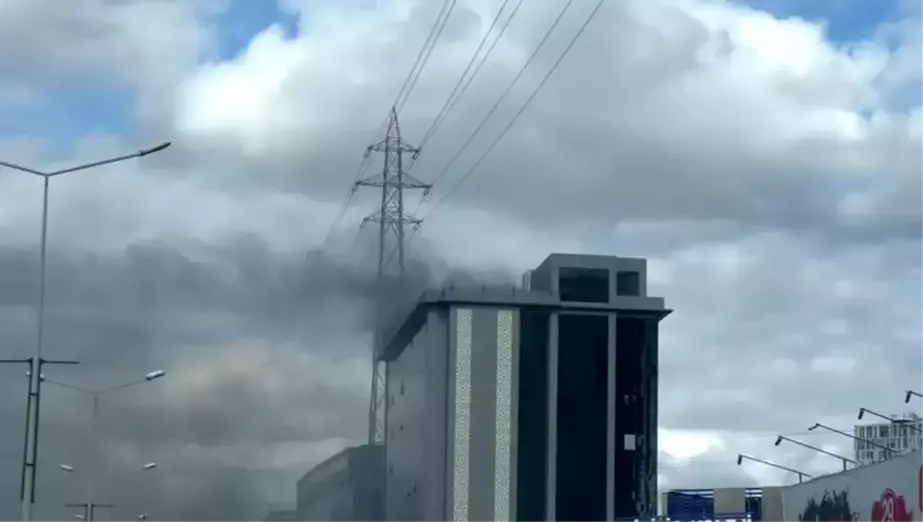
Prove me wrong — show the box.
[380,253,671,521]
[295,444,385,521]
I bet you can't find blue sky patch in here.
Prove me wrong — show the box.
[0,83,135,160]
[739,0,904,43]
[212,0,300,61]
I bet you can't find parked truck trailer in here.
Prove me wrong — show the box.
[781,449,922,521]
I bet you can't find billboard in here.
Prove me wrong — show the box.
[781,449,922,521]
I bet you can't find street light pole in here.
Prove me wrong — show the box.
[61,462,156,522]
[737,453,812,483]
[66,502,113,522]
[906,390,922,404]
[0,141,171,522]
[1,357,79,520]
[808,422,894,462]
[858,407,923,434]
[774,435,856,470]
[44,370,166,521]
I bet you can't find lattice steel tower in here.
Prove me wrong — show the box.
[356,107,431,445]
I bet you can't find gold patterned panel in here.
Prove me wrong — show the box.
[452,308,473,522]
[495,310,514,521]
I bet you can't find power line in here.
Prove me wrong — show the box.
[395,0,459,114]
[426,0,605,215]
[402,0,526,228]
[425,0,581,190]
[384,0,603,267]
[416,0,526,152]
[391,0,451,111]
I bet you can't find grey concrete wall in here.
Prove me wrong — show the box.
[385,324,428,520]
[422,309,449,521]
[713,487,746,516]
[760,487,784,521]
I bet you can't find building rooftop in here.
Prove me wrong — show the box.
[379,252,672,361]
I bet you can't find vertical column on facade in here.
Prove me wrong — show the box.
[545,312,559,521]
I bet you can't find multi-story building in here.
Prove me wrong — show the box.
[295,444,385,521]
[379,253,671,521]
[854,412,923,465]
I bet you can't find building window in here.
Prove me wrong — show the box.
[616,271,641,296]
[880,426,890,438]
[558,267,610,303]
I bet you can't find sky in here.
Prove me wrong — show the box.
[0,0,919,519]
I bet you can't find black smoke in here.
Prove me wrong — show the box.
[0,230,478,520]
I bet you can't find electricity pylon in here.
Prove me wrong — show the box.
[355,107,431,445]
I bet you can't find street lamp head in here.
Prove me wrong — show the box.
[906,391,913,404]
[140,142,172,156]
[143,462,157,470]
[858,408,866,420]
[736,454,743,466]
[808,423,820,431]
[145,369,166,381]
[59,464,75,473]
[774,436,784,447]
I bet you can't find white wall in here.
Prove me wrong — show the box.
[782,450,922,520]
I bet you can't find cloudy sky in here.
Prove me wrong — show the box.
[0,0,919,519]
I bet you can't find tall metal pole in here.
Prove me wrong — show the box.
[355,107,431,445]
[87,394,99,522]
[21,177,50,522]
[0,141,170,522]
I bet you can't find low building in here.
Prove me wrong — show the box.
[381,253,671,521]
[658,487,784,521]
[296,444,385,521]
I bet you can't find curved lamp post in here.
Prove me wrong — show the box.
[774,435,855,470]
[808,422,894,463]
[905,390,922,404]
[737,453,811,483]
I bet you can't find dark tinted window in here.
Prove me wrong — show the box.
[556,314,608,521]
[517,310,549,521]
[616,271,641,296]
[559,267,609,303]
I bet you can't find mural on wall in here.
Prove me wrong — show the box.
[798,490,858,521]
[796,486,918,521]
[870,488,913,522]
